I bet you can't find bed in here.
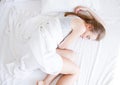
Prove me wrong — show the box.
[0,0,120,85]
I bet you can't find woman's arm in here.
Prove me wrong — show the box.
[58,18,86,49]
[58,29,80,49]
[87,8,105,26]
[74,6,105,26]
[56,48,74,58]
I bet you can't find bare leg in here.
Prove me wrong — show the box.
[37,81,44,85]
[56,48,75,61]
[37,57,79,85]
[37,49,78,85]
[56,57,80,85]
[37,74,60,85]
[43,49,76,85]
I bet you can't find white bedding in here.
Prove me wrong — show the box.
[0,0,120,85]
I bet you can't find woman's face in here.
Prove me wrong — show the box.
[80,30,97,40]
[80,24,98,40]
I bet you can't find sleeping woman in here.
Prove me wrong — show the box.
[37,6,106,85]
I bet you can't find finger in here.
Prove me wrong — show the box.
[75,7,82,13]
[74,6,81,13]
[36,81,38,85]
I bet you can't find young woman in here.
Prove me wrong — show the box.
[37,6,106,85]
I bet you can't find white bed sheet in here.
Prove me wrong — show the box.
[0,0,120,85]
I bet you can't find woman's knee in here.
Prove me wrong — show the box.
[60,57,80,75]
[64,50,75,61]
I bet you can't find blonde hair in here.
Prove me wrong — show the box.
[65,12,106,41]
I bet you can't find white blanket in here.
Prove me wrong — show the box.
[0,0,120,85]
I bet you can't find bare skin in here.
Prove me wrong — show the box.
[37,14,84,85]
[37,49,78,85]
[37,57,80,85]
[74,6,105,28]
[37,6,103,85]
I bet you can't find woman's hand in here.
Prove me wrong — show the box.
[74,6,89,14]
[74,6,105,26]
[58,42,66,49]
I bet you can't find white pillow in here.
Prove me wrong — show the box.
[41,0,78,14]
[41,0,94,14]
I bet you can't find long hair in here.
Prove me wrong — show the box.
[64,12,106,41]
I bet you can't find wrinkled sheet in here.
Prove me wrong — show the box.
[0,0,120,85]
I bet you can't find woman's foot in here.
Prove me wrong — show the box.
[36,81,44,85]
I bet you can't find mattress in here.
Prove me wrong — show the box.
[0,0,120,85]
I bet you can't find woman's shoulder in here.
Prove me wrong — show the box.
[70,16,85,30]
